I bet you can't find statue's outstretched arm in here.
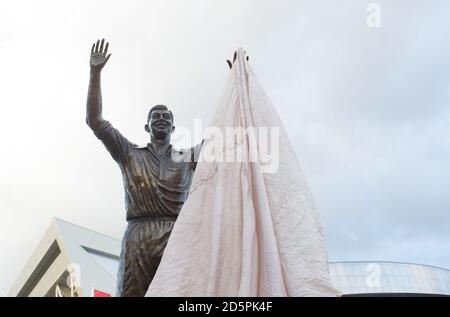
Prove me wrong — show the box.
[86,39,111,130]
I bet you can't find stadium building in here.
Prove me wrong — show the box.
[7,219,450,297]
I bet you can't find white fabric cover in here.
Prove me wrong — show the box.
[146,49,339,297]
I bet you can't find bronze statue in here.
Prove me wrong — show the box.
[86,39,202,297]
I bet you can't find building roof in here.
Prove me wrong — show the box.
[329,261,450,295]
[8,218,120,297]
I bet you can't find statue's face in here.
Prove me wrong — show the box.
[148,109,174,140]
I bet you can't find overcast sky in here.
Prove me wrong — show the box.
[1,0,449,295]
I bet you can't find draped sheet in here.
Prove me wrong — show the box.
[146,49,339,297]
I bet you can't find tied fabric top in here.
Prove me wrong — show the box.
[93,121,201,221]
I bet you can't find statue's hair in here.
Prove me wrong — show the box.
[147,104,174,123]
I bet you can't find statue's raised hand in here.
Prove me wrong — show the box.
[90,39,111,71]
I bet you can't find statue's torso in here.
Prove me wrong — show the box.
[121,144,196,221]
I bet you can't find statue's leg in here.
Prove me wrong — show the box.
[116,220,175,297]
[115,226,133,297]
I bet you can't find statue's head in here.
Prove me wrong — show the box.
[145,105,175,141]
